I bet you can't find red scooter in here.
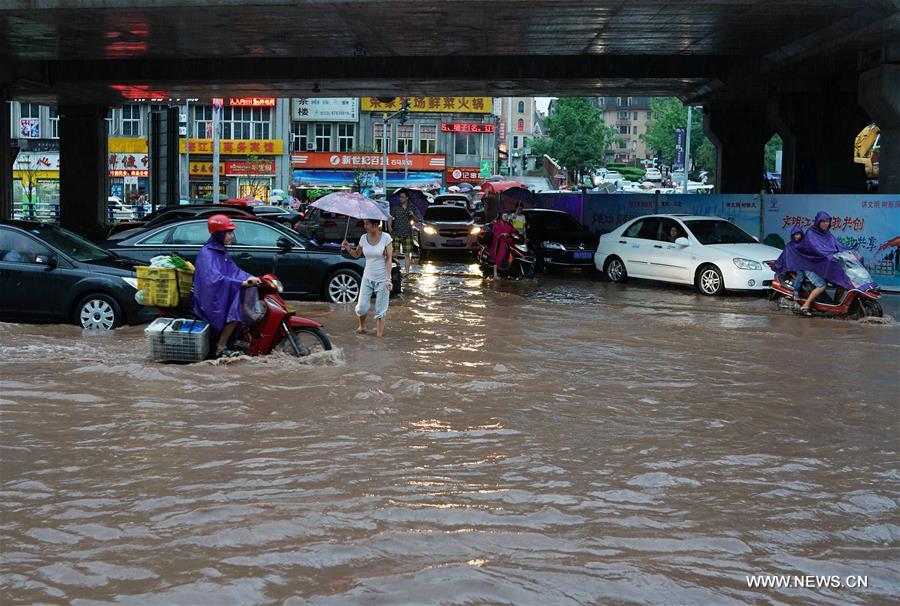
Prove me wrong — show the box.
[768,253,883,319]
[233,273,332,356]
[476,228,536,279]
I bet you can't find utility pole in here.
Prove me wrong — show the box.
[683,105,692,194]
[183,100,190,200]
[212,97,222,203]
[380,99,410,197]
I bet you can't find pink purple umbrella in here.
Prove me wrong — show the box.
[311,192,390,241]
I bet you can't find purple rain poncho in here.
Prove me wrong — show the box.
[192,234,251,333]
[772,226,804,274]
[774,211,854,289]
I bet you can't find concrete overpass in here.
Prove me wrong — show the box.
[2,1,899,230]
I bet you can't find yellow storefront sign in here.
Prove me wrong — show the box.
[361,97,492,114]
[179,139,284,155]
[189,162,226,177]
[108,137,149,153]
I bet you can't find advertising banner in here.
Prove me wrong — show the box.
[441,123,495,133]
[292,98,358,121]
[674,128,686,171]
[763,194,900,291]
[108,152,149,176]
[361,97,492,114]
[19,118,40,139]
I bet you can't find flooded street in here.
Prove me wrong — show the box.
[2,258,898,606]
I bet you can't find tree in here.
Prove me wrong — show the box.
[242,155,274,200]
[527,98,618,183]
[642,98,716,179]
[347,148,378,193]
[14,154,41,219]
[765,134,783,172]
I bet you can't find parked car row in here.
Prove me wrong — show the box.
[1,198,782,332]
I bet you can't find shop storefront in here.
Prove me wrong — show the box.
[108,137,149,202]
[290,151,445,195]
[181,138,284,200]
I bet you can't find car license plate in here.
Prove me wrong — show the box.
[573,251,593,259]
[445,239,464,246]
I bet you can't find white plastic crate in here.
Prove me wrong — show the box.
[145,318,210,363]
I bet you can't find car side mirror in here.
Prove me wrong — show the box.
[675,237,690,247]
[276,236,293,252]
[37,253,58,269]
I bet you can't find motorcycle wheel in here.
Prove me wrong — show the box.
[852,299,883,320]
[275,327,332,357]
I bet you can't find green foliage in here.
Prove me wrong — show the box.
[765,134,783,172]
[528,98,617,179]
[643,98,716,179]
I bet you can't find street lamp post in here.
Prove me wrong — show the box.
[380,100,410,198]
[212,97,222,204]
[683,105,692,194]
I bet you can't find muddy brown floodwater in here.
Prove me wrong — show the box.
[1,259,899,606]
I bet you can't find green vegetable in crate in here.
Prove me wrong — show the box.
[168,254,190,271]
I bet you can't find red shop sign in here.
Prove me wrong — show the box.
[291,152,446,171]
[228,97,276,107]
[441,122,495,134]
[445,166,481,183]
[225,160,276,175]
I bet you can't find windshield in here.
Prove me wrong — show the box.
[424,207,471,222]
[27,224,113,262]
[527,212,582,232]
[835,251,876,289]
[684,220,756,245]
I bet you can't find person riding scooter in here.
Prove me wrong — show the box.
[773,225,827,315]
[488,211,519,279]
[193,214,261,357]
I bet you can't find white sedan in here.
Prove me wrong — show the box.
[594,214,781,295]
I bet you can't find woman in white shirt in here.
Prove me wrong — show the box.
[341,219,393,336]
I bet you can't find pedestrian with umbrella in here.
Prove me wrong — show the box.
[311,193,394,337]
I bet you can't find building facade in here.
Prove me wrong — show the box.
[594,96,653,164]
[497,97,539,175]
[8,96,501,215]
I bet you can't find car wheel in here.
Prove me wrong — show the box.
[605,256,627,283]
[325,269,361,304]
[75,293,124,330]
[696,264,725,296]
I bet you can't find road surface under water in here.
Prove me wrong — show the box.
[2,259,899,605]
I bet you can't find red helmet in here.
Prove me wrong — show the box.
[208,214,237,234]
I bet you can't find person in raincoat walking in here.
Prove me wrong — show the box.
[193,215,260,356]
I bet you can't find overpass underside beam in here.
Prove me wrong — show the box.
[703,103,771,195]
[859,63,900,194]
[768,93,869,194]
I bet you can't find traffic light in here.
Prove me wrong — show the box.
[399,99,411,124]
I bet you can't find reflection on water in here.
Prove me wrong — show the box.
[1,260,898,605]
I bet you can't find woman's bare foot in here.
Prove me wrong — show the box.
[356,327,367,334]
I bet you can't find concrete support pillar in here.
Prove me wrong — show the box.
[703,103,771,194]
[859,63,900,194]
[1,95,12,220]
[768,92,869,194]
[59,105,107,235]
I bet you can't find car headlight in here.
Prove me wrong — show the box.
[423,225,438,235]
[733,258,763,270]
[469,225,481,235]
[121,276,139,289]
[542,241,566,250]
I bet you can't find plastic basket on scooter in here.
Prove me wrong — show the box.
[145,317,210,362]
[136,266,194,307]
